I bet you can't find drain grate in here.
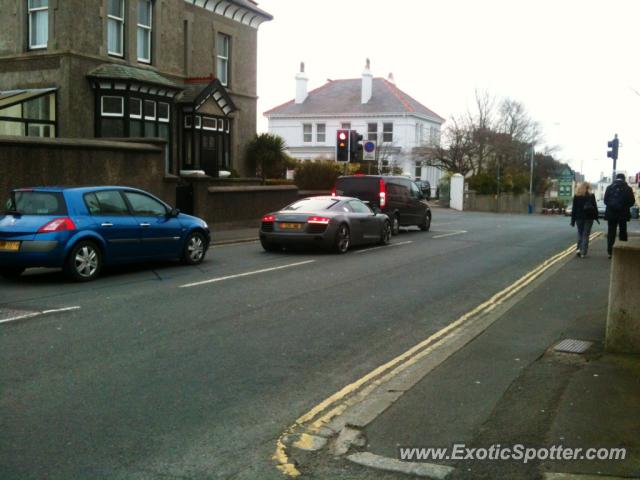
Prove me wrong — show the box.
[554,339,593,354]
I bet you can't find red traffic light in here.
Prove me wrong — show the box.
[338,132,347,141]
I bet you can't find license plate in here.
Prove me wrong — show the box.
[0,241,20,252]
[279,222,303,230]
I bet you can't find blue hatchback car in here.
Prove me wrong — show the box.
[0,186,210,281]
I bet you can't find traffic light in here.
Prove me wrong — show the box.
[336,129,350,162]
[350,130,363,162]
[607,134,619,160]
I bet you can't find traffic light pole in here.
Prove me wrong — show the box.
[528,145,534,214]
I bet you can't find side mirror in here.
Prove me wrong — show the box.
[372,206,382,214]
[168,208,180,218]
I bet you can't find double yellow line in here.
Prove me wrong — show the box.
[273,232,602,477]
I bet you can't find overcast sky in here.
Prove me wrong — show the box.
[255,0,640,182]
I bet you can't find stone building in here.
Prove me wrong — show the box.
[0,0,272,176]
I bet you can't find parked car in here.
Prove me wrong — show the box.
[597,200,606,218]
[0,187,210,281]
[259,196,391,253]
[332,175,431,234]
[415,180,431,200]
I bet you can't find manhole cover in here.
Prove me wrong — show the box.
[554,339,593,354]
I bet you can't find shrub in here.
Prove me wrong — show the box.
[294,160,342,190]
[245,133,291,180]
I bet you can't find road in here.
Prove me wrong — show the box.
[0,210,593,479]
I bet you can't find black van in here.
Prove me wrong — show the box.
[332,175,431,235]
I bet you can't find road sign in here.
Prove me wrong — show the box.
[363,140,376,161]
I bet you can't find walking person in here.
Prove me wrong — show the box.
[604,173,636,258]
[570,182,598,258]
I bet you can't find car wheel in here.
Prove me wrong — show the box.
[65,241,102,282]
[260,238,281,252]
[379,220,392,245]
[334,223,350,254]
[392,214,400,235]
[0,267,25,279]
[182,231,207,265]
[419,212,432,231]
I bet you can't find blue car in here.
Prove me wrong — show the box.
[0,186,210,281]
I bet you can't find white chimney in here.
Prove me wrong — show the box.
[387,72,395,84]
[295,61,308,104]
[361,58,373,104]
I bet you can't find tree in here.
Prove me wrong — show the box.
[414,118,476,176]
[245,133,291,181]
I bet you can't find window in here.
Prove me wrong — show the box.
[101,96,124,117]
[367,123,378,142]
[349,200,372,214]
[126,98,140,119]
[143,100,156,119]
[107,0,125,56]
[137,0,152,63]
[415,165,422,178]
[8,191,66,215]
[341,122,351,129]
[124,191,167,216]
[383,123,393,142]
[410,182,421,198]
[316,123,326,143]
[28,0,48,49]
[93,190,130,215]
[158,102,169,122]
[217,33,230,86]
[303,123,312,143]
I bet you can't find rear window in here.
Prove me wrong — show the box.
[5,191,67,215]
[283,198,340,211]
[335,177,379,201]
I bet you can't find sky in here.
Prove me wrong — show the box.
[255,0,640,183]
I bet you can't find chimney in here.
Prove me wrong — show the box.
[387,72,395,84]
[295,61,308,104]
[361,58,373,104]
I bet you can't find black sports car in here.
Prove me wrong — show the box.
[259,196,392,253]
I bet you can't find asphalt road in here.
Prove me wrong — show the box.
[0,211,605,479]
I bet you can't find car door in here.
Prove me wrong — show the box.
[85,190,140,261]
[348,200,379,242]
[409,181,426,223]
[122,190,184,259]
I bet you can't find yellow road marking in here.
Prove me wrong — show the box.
[273,232,602,476]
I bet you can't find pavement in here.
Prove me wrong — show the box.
[1,213,639,480]
[299,228,640,479]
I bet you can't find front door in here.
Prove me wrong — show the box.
[201,133,218,177]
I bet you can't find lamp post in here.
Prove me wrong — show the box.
[528,144,535,214]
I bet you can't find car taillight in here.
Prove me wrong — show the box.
[37,217,76,233]
[379,178,386,208]
[262,215,276,222]
[307,216,331,224]
[331,186,336,196]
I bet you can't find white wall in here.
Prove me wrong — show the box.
[267,115,441,171]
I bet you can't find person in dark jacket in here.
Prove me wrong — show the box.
[570,182,598,258]
[604,173,636,258]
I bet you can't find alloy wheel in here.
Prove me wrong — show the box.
[187,235,205,262]
[336,225,350,253]
[74,245,99,278]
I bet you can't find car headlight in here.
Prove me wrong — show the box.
[202,221,209,230]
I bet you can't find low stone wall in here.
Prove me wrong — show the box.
[187,180,298,225]
[0,135,177,204]
[464,191,543,214]
[0,136,301,225]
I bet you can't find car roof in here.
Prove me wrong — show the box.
[300,195,357,202]
[12,186,147,194]
[337,175,413,180]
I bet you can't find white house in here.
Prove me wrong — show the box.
[264,61,446,195]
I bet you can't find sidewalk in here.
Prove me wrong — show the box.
[313,234,640,479]
[210,221,259,245]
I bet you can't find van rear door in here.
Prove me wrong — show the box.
[334,177,379,205]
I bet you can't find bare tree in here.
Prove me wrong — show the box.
[414,118,475,176]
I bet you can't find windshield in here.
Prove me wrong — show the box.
[283,198,340,211]
[5,191,67,215]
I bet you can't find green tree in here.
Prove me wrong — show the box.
[245,133,292,181]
